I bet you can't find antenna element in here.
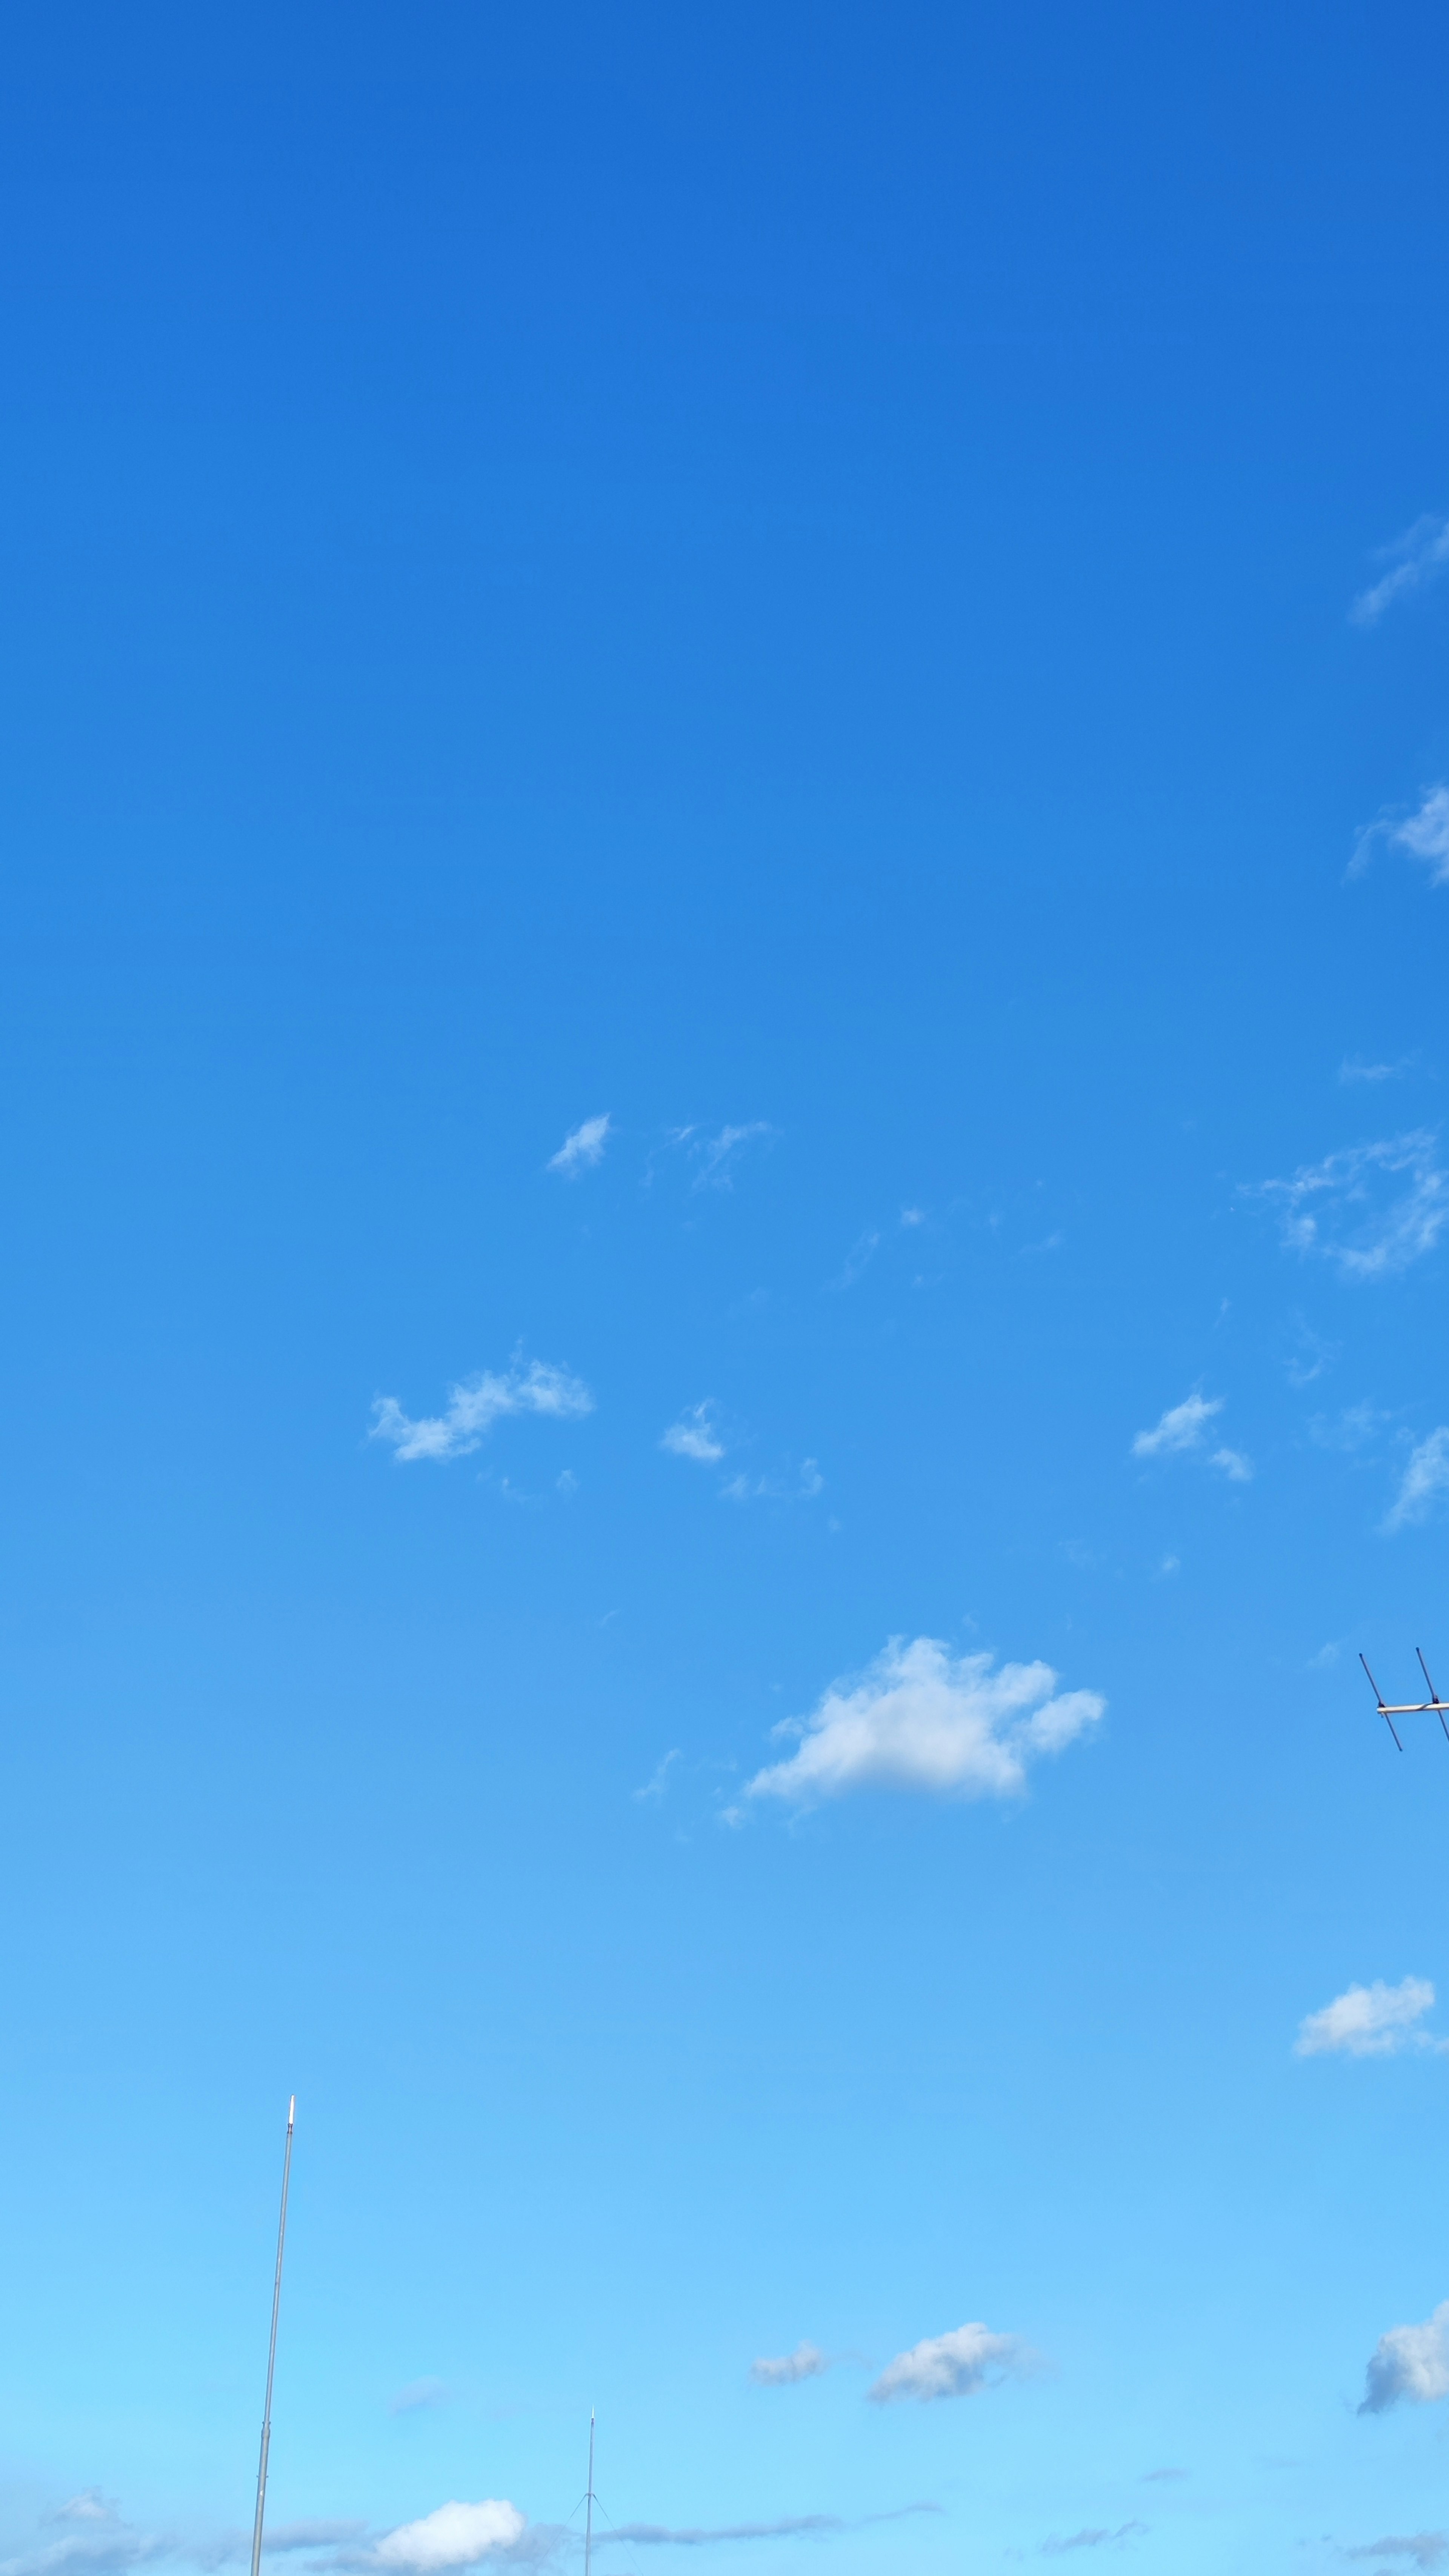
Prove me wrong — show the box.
[249,2098,296,2576]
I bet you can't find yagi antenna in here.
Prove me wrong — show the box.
[1359,1652,1449,1752]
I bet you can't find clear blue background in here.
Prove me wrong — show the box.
[3,5,1449,2571]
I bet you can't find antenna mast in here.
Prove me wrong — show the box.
[249,2098,296,2576]
[584,2411,596,2576]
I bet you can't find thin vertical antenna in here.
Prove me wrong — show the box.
[583,2411,595,2576]
[249,2098,296,2576]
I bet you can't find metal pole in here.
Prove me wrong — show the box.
[249,2098,296,2576]
[584,2412,595,2576]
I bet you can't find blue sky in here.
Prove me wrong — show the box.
[6,5,1449,2573]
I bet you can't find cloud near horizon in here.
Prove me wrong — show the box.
[868,2322,1039,2405]
[370,1360,593,1463]
[1347,2540,1449,2569]
[1361,2305,1449,2415]
[744,1638,1103,1807]
[1295,1978,1441,2057]
[548,1114,611,1176]
[1254,1132,1449,1282]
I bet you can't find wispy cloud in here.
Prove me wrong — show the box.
[661,1403,725,1464]
[1254,1132,1449,1281]
[1352,786,1449,887]
[1040,2530,1145,2557]
[634,1750,680,1804]
[1361,2305,1449,2414]
[723,1460,823,1504]
[1131,1393,1222,1458]
[868,2322,1040,2406]
[1341,1058,1411,1086]
[548,1115,612,1177]
[1352,513,1449,624]
[1348,2540,1449,2569]
[370,1360,593,1463]
[1295,1977,1443,2057]
[265,2531,367,2555]
[594,2508,935,2551]
[1385,1430,1449,1531]
[749,2343,830,2387]
[690,1123,774,1190]
[828,1230,880,1291]
[388,2380,448,2416]
[745,1639,1103,1808]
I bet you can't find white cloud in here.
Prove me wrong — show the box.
[372,2505,526,2571]
[746,1638,1103,1807]
[1131,1393,1222,1458]
[548,1115,611,1177]
[1295,1977,1440,2057]
[1352,786,1449,889]
[749,2343,829,2387]
[1211,1447,1253,1483]
[1385,1430,1449,1531]
[1255,1132,1449,1281]
[868,2322,1038,2405]
[1361,2304,1449,2414]
[1352,513,1449,624]
[662,1403,725,1463]
[691,1123,774,1190]
[370,1360,593,1463]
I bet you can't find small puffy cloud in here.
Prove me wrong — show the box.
[749,2343,829,2387]
[1295,1977,1440,2058]
[388,2379,448,2415]
[1254,1132,1449,1281]
[1352,513,1449,625]
[691,1123,774,1190]
[371,2504,527,2570]
[868,2322,1038,2405]
[370,1360,593,1463]
[1385,1430,1449,1532]
[1131,1393,1222,1458]
[51,2508,118,2532]
[746,1638,1103,1808]
[548,1115,611,1177]
[1361,2305,1449,2415]
[1211,1447,1253,1483]
[662,1403,725,1463]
